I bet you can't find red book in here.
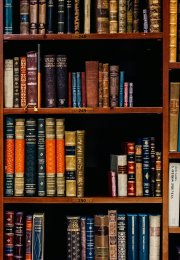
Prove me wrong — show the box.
[127,142,136,196]
[81,71,87,107]
[27,51,38,107]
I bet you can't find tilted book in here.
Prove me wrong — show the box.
[32,213,45,260]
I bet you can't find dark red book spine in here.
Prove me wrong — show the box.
[14,212,24,259]
[127,142,136,196]
[81,71,86,107]
[108,170,117,197]
[27,51,38,107]
[4,211,14,259]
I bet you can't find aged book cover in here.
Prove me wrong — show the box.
[135,137,143,196]
[149,214,161,259]
[169,0,178,62]
[76,130,85,197]
[25,214,33,259]
[67,216,81,259]
[20,0,30,34]
[30,0,38,34]
[14,212,24,259]
[142,137,151,196]
[4,59,13,108]
[4,211,14,259]
[139,213,149,260]
[108,210,117,260]
[13,57,20,108]
[20,56,27,108]
[127,142,136,196]
[96,0,109,34]
[32,213,45,260]
[38,0,46,34]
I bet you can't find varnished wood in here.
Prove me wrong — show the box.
[169,62,180,69]
[169,227,180,234]
[169,152,180,159]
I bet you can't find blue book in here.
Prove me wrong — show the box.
[32,213,45,260]
[76,72,82,107]
[117,213,126,259]
[127,213,138,260]
[66,0,74,33]
[72,72,77,107]
[47,0,55,33]
[4,0,13,34]
[139,213,149,260]
[142,137,151,196]
[119,71,125,107]
[86,217,94,259]
[67,216,81,259]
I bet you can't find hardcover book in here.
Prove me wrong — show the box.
[86,217,94,259]
[76,130,85,197]
[25,214,33,259]
[27,51,38,107]
[20,56,27,108]
[47,0,55,33]
[149,214,161,260]
[139,213,149,260]
[30,0,38,34]
[96,0,109,34]
[142,137,151,196]
[169,0,178,62]
[109,0,118,33]
[58,0,65,33]
[117,213,126,259]
[13,57,20,108]
[67,216,81,259]
[4,0,13,34]
[4,59,13,108]
[4,211,14,259]
[32,213,45,260]
[135,137,143,196]
[108,210,117,260]
[127,213,138,259]
[80,216,86,260]
[38,0,46,34]
[14,211,24,259]
[20,0,30,34]
[110,65,119,107]
[102,63,109,107]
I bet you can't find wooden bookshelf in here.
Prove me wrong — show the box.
[169,227,180,234]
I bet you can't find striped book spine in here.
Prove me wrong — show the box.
[67,216,81,259]
[32,213,45,260]
[65,131,76,197]
[155,151,162,197]
[25,118,37,196]
[4,211,14,259]
[46,118,56,196]
[109,0,118,33]
[4,59,13,108]
[127,142,136,196]
[139,213,149,260]
[20,56,27,108]
[4,0,13,34]
[135,137,143,196]
[58,0,65,33]
[76,130,85,197]
[20,0,30,34]
[13,57,20,108]
[142,137,151,196]
[14,211,24,259]
[30,0,38,34]
[117,213,126,259]
[15,118,25,196]
[150,136,156,196]
[25,214,33,260]
[127,213,138,259]
[81,216,86,260]
[86,217,94,259]
[108,210,117,260]
[5,117,15,196]
[37,118,46,196]
[56,118,65,196]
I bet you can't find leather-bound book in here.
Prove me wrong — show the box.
[81,71,87,107]
[4,0,13,34]
[32,213,45,260]
[67,216,81,259]
[81,216,86,260]
[133,0,139,32]
[14,212,24,259]
[84,0,91,33]
[4,59,13,108]
[96,0,109,34]
[108,210,117,260]
[76,72,82,107]
[94,214,109,259]
[47,0,55,33]
[149,215,161,260]
[102,63,109,107]
[68,71,72,107]
[20,56,27,108]
[126,0,133,32]
[13,57,20,108]
[135,137,143,196]
[66,0,74,33]
[15,118,25,197]
[127,142,136,196]
[74,0,80,33]
[5,116,15,196]
[30,0,38,34]
[142,137,151,196]
[98,63,103,107]
[44,54,56,108]
[25,118,37,196]
[117,213,126,259]
[56,54,68,107]
[86,217,94,259]
[109,0,118,33]
[4,211,14,259]
[76,130,85,197]
[20,0,30,34]
[27,51,38,108]
[58,0,65,33]
[85,61,99,107]
[118,0,126,33]
[110,65,119,107]
[155,151,162,197]
[149,0,161,32]
[38,0,46,34]
[72,72,77,107]
[25,214,33,260]
[150,136,156,197]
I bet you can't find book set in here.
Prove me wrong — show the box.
[4,0,161,35]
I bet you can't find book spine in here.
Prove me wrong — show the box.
[85,61,99,107]
[96,0,109,34]
[149,215,161,260]
[76,72,82,107]
[118,0,126,33]
[46,118,56,196]
[74,0,80,33]
[119,71,125,107]
[81,71,87,107]
[25,118,37,196]
[37,43,41,108]
[47,0,55,33]
[4,211,14,259]
[20,56,27,108]
[135,137,143,196]
[37,118,46,196]
[13,57,20,108]
[58,0,65,33]
[66,0,74,33]
[25,214,33,260]
[149,0,161,32]
[15,118,25,196]
[126,0,133,32]
[109,0,118,33]
[81,216,86,260]
[32,213,45,260]
[56,118,65,196]
[72,72,77,107]
[84,0,91,33]
[143,8,149,33]
[30,0,38,34]
[102,63,109,107]
[5,117,15,196]
[38,0,46,34]
[27,51,38,107]
[4,0,13,34]
[150,136,156,196]
[117,154,127,196]
[117,213,126,259]
[142,137,151,196]
[127,213,138,260]
[94,214,109,259]
[14,211,24,259]
[110,65,119,107]
[44,54,56,108]
[139,213,149,260]
[20,0,30,34]
[68,71,72,107]
[65,131,77,197]
[108,210,117,260]
[86,217,94,259]
[108,170,117,197]
[127,142,136,196]
[76,130,85,197]
[155,151,162,197]
[56,54,68,107]
[67,216,81,259]
[98,62,103,107]
[124,82,129,107]
[4,59,13,108]
[133,0,139,32]
[128,82,133,107]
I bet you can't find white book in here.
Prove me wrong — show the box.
[169,162,180,226]
[149,214,161,260]
[4,59,13,108]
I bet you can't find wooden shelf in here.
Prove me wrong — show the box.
[169,152,180,159]
[3,107,163,115]
[3,33,163,41]
[169,62,180,69]
[169,227,180,234]
[3,197,163,204]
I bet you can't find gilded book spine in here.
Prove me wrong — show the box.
[98,63,103,107]
[117,154,127,196]
[108,210,117,260]
[74,0,80,33]
[119,0,126,32]
[169,0,177,62]
[13,57,20,108]
[126,0,133,32]
[39,0,46,34]
[30,0,38,34]
[109,0,118,33]
[4,59,13,108]
[15,118,25,196]
[150,136,156,196]
[56,118,65,196]
[14,212,24,259]
[67,216,81,259]
[65,131,77,197]
[4,211,14,258]
[76,130,85,197]
[20,0,30,34]
[96,0,109,34]
[117,213,126,259]
[133,0,139,32]
[20,56,27,108]
[27,51,38,107]
[102,63,109,107]
[66,0,74,33]
[4,0,13,34]
[110,65,119,107]
[25,214,33,260]
[155,151,162,197]
[142,137,151,196]
[81,216,86,260]
[149,0,161,32]
[32,213,45,260]
[46,118,56,196]
[149,215,161,259]
[58,0,65,33]
[135,138,143,196]
[127,142,136,196]
[47,0,55,33]
[84,0,91,33]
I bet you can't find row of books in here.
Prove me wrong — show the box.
[4,0,161,35]
[169,82,180,152]
[67,211,161,259]
[4,211,44,259]
[5,116,85,197]
[109,137,162,197]
[4,54,134,108]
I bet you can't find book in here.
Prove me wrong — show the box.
[133,0,139,32]
[150,136,156,196]
[20,0,30,34]
[32,213,45,260]
[25,214,33,259]
[117,213,126,259]
[169,0,178,62]
[57,0,65,33]
[5,117,15,196]
[76,72,82,107]
[126,0,133,32]
[149,0,161,32]
[108,210,117,260]
[30,0,38,34]
[127,142,136,196]
[68,71,72,107]
[98,62,103,107]
[38,0,46,34]
[14,212,24,259]
[67,216,81,259]
[118,0,126,33]
[84,0,91,33]
[81,71,87,107]
[127,213,138,259]
[20,56,27,108]
[102,63,109,107]
[80,216,86,260]
[109,0,118,33]
[85,61,99,107]
[4,0,13,34]
[110,65,119,107]
[13,56,20,108]
[4,211,14,259]
[142,137,151,196]
[86,217,94,259]
[169,82,180,151]
[135,137,143,196]
[66,0,74,33]
[117,154,128,197]
[37,43,42,108]
[149,214,161,260]
[169,162,180,226]
[108,170,117,197]
[4,59,13,108]
[139,213,149,260]
[155,151,162,197]
[119,71,125,107]
[72,72,77,107]
[94,214,109,259]
[47,0,55,33]
[76,130,85,197]
[74,0,80,33]
[96,0,109,34]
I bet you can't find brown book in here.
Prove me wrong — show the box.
[118,0,126,32]
[169,82,180,151]
[81,71,87,107]
[109,0,118,33]
[108,209,117,260]
[13,57,20,108]
[169,0,178,62]
[149,0,161,32]
[20,56,27,108]
[85,61,99,107]
[74,0,80,33]
[68,71,72,107]
[38,0,46,34]
[20,0,30,34]
[102,63,109,107]
[135,142,143,196]
[96,0,109,34]
[110,65,119,107]
[30,0,38,34]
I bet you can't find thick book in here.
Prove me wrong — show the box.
[25,214,33,259]
[32,213,45,260]
[169,0,178,62]
[57,0,65,33]
[94,214,109,259]
[109,0,118,33]
[80,216,86,260]
[20,56,27,108]
[139,213,149,260]
[5,117,15,196]
[47,0,55,33]
[110,65,119,107]
[149,0,161,32]
[169,82,180,151]
[149,214,161,260]
[150,136,156,197]
[20,0,30,34]
[76,130,85,197]
[117,154,128,197]
[66,0,74,33]
[118,0,126,33]
[169,162,180,226]
[84,0,91,33]
[67,216,81,259]
[4,59,13,108]
[108,210,117,260]
[126,0,133,32]
[85,61,99,107]
[30,0,38,34]
[127,213,138,259]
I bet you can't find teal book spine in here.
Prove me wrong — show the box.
[4,0,13,34]
[139,213,149,260]
[127,213,138,260]
[119,71,125,107]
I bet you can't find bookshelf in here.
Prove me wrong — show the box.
[0,0,172,259]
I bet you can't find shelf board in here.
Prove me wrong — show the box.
[169,227,180,234]
[169,62,180,69]
[169,152,180,159]
[3,197,163,204]
[3,33,163,41]
[3,107,163,115]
